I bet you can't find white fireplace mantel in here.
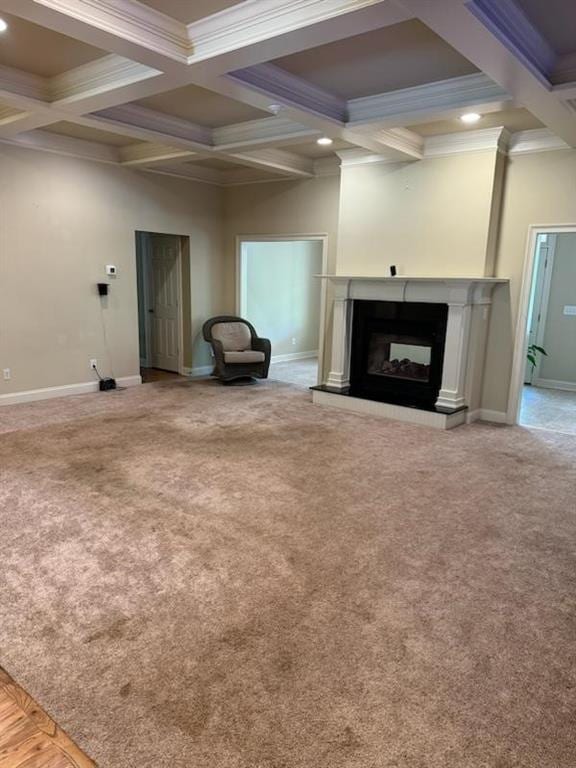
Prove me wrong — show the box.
[315,275,509,428]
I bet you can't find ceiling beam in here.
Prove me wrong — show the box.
[50,55,163,111]
[228,63,347,122]
[185,0,412,73]
[119,142,197,166]
[397,0,576,145]
[88,104,213,148]
[212,115,320,151]
[225,147,315,177]
[224,65,425,160]
[347,73,512,126]
[2,128,120,162]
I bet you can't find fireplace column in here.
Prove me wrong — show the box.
[435,284,473,411]
[326,282,353,390]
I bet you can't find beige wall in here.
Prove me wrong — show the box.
[539,232,576,384]
[0,145,224,397]
[484,149,576,412]
[336,152,502,277]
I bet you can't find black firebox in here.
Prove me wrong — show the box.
[349,300,448,410]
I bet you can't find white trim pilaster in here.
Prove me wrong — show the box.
[326,282,353,390]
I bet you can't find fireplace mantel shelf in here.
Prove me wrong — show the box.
[316,275,508,283]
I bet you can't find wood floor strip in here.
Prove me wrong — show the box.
[0,668,95,768]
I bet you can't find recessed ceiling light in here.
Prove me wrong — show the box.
[0,18,8,32]
[460,112,481,124]
[317,137,333,146]
[268,104,282,114]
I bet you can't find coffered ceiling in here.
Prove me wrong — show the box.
[273,20,478,100]
[134,84,269,128]
[0,0,575,187]
[0,12,105,76]
[137,0,240,24]
[515,0,576,57]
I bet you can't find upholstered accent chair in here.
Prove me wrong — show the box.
[202,316,271,382]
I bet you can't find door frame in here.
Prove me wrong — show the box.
[235,234,329,386]
[508,224,576,424]
[136,231,186,376]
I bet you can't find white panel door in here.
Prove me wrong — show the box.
[150,236,180,372]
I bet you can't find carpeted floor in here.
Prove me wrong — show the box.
[1,378,576,768]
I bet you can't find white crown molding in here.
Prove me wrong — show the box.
[424,126,508,157]
[213,115,319,150]
[370,126,424,159]
[229,64,347,122]
[186,0,388,64]
[465,0,557,81]
[50,54,161,104]
[338,127,511,166]
[338,127,572,166]
[347,73,511,126]
[91,104,212,148]
[508,128,570,155]
[336,148,394,167]
[32,0,190,63]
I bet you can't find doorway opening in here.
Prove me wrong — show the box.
[236,236,327,389]
[135,232,191,384]
[511,227,576,435]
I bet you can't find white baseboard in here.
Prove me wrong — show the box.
[0,375,141,407]
[182,365,213,378]
[467,408,508,424]
[534,377,576,392]
[271,350,318,364]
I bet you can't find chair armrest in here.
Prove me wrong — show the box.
[210,338,225,364]
[252,337,271,357]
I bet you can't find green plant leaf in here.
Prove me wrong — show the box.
[532,345,548,356]
[527,354,536,367]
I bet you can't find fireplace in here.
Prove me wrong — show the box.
[350,300,448,409]
[312,276,508,429]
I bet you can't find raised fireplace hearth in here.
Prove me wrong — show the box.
[313,276,509,428]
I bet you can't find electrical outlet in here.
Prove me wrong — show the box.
[291,337,297,346]
[3,368,10,381]
[90,359,98,370]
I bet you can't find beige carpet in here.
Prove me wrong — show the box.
[1,378,576,768]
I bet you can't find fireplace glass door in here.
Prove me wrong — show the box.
[367,333,432,382]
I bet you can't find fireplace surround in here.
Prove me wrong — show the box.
[350,300,448,409]
[313,276,508,429]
